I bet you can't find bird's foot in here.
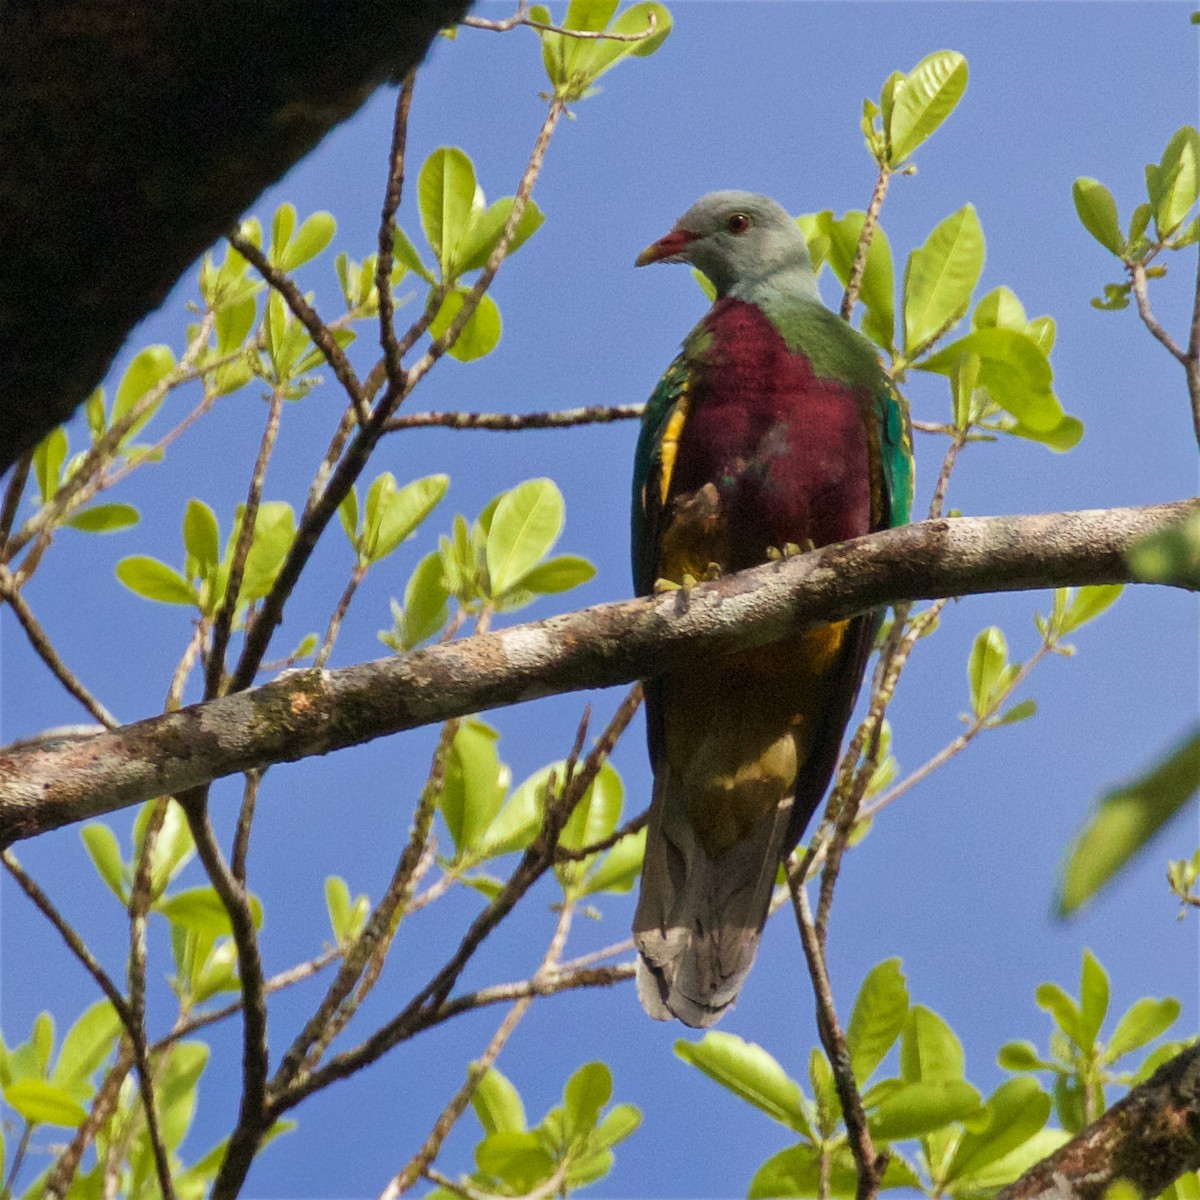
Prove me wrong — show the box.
[767,539,812,562]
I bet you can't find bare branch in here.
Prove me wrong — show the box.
[3,501,1190,845]
[384,403,644,433]
[1130,260,1187,364]
[375,71,417,393]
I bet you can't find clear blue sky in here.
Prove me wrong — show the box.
[3,3,1197,1197]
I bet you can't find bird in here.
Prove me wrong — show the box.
[630,191,912,1028]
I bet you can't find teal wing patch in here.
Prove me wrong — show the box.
[877,377,913,528]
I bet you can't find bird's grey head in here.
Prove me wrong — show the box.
[635,190,816,299]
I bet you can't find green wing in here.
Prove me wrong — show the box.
[631,351,694,597]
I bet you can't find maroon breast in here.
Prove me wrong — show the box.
[669,298,872,571]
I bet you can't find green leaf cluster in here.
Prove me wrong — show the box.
[1074,126,1200,308]
[0,1001,290,1198]
[861,51,968,168]
[998,950,1183,1134]
[426,1062,639,1199]
[675,960,1076,1198]
[390,146,547,361]
[116,497,297,618]
[530,0,672,103]
[426,721,643,900]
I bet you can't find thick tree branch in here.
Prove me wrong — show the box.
[0,501,1193,845]
[998,1042,1200,1200]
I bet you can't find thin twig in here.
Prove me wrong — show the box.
[1185,245,1200,451]
[205,385,286,698]
[788,875,887,1200]
[5,311,217,565]
[315,560,367,669]
[271,721,457,1093]
[228,231,368,424]
[0,566,118,727]
[183,787,270,1200]
[384,403,645,433]
[1130,260,1187,363]
[232,769,261,883]
[464,5,658,42]
[272,691,642,1112]
[375,70,417,393]
[840,166,891,321]
[0,450,32,548]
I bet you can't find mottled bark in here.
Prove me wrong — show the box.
[0,0,469,471]
[999,1042,1200,1200]
[0,500,1192,845]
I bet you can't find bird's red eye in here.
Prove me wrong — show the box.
[726,212,751,234]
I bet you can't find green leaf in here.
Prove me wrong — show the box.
[952,1127,1071,1192]
[65,502,139,534]
[183,499,220,576]
[846,958,909,1084]
[1058,584,1124,634]
[675,1032,811,1135]
[973,285,1027,331]
[486,478,565,596]
[33,426,67,502]
[887,50,968,166]
[867,1079,981,1140]
[363,473,449,564]
[513,554,596,595]
[1106,996,1182,1061]
[1153,126,1200,236]
[903,205,984,356]
[156,886,263,936]
[993,697,1037,727]
[1036,981,1084,1046]
[392,227,435,283]
[51,1001,121,1087]
[996,1041,1047,1072]
[1006,414,1085,453]
[942,1078,1051,1184]
[80,824,127,902]
[579,826,646,895]
[475,1130,555,1190]
[592,1101,641,1149]
[280,211,336,271]
[440,720,509,855]
[1078,949,1110,1049]
[419,147,477,280]
[397,550,451,651]
[116,556,200,606]
[226,500,296,604]
[4,1079,87,1127]
[457,198,545,273]
[1128,508,1200,588]
[967,626,1010,717]
[563,1061,612,1145]
[1057,726,1200,915]
[134,798,196,899]
[324,876,352,943]
[156,1041,209,1150]
[901,1005,965,1083]
[818,211,896,350]
[1072,178,1125,254]
[557,761,623,860]
[750,1143,920,1199]
[472,1066,526,1135]
[477,766,546,858]
[429,289,502,361]
[338,486,359,547]
[112,345,176,437]
[270,203,296,263]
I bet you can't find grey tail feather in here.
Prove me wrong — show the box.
[632,765,794,1028]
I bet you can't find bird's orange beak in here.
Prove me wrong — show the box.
[635,228,699,267]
